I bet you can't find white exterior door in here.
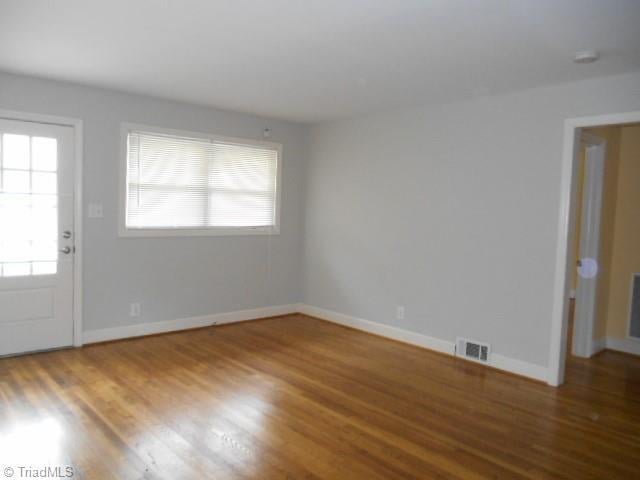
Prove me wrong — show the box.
[0,118,75,356]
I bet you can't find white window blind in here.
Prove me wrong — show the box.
[125,129,279,233]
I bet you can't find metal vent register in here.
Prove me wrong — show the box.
[456,338,490,363]
[629,274,640,339]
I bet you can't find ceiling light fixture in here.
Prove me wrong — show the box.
[574,50,600,64]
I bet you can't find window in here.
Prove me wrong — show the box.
[0,133,58,276]
[120,124,281,236]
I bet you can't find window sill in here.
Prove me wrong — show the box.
[118,226,280,238]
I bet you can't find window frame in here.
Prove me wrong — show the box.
[118,123,282,238]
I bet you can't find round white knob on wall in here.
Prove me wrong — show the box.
[578,258,598,279]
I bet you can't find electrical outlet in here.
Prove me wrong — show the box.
[396,305,405,320]
[129,303,141,317]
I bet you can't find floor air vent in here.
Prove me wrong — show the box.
[456,338,490,363]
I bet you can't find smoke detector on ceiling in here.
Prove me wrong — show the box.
[574,50,600,64]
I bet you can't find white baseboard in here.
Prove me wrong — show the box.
[489,353,548,381]
[591,337,606,355]
[298,304,454,354]
[605,336,640,356]
[298,304,548,382]
[82,304,298,344]
[83,302,550,382]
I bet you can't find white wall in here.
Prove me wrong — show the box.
[303,71,640,368]
[3,68,640,372]
[0,71,307,332]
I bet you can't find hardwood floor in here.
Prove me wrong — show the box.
[0,314,639,479]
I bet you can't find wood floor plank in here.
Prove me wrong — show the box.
[0,313,638,479]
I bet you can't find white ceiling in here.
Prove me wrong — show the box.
[1,0,639,123]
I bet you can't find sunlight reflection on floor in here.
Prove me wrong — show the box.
[0,417,65,465]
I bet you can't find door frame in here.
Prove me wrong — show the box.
[548,110,640,386]
[0,108,84,347]
[572,133,605,358]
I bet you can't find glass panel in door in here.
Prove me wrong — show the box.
[0,133,58,277]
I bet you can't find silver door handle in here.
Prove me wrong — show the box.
[59,246,72,255]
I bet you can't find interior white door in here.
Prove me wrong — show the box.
[572,139,605,358]
[0,118,75,356]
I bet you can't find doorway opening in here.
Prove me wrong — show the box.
[549,111,640,386]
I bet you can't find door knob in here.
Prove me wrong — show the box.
[59,246,72,255]
[578,258,598,279]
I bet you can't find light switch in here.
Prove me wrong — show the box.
[88,203,103,218]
